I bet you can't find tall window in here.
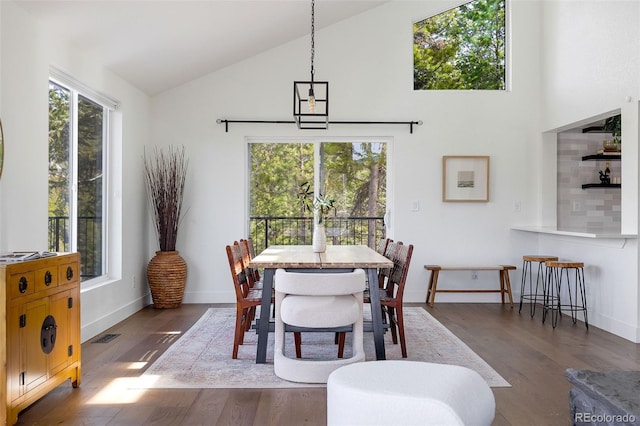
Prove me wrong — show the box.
[249,140,387,253]
[413,0,506,90]
[48,74,113,280]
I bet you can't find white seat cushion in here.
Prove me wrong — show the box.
[327,360,495,426]
[280,294,359,328]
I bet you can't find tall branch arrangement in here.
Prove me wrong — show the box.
[144,146,188,251]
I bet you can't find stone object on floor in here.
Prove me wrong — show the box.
[566,368,640,426]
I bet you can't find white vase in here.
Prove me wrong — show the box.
[312,224,327,252]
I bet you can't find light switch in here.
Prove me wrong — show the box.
[411,201,420,212]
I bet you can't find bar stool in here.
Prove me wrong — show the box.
[543,261,589,329]
[519,255,558,318]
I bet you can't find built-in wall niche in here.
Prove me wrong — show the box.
[557,116,621,233]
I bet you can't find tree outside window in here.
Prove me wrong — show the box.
[248,141,387,252]
[48,80,107,280]
[414,0,506,90]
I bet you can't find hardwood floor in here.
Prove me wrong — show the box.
[14,303,640,425]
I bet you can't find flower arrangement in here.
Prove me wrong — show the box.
[298,182,335,225]
[144,146,189,251]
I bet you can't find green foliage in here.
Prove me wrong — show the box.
[249,143,314,217]
[298,181,336,225]
[48,82,107,276]
[414,0,506,90]
[250,141,386,220]
[602,114,622,144]
[48,83,70,219]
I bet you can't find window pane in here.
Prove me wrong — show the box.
[248,141,386,252]
[413,0,506,90]
[77,95,104,278]
[321,142,386,247]
[249,143,314,251]
[48,82,71,253]
[48,82,106,280]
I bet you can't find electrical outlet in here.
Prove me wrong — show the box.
[471,270,478,280]
[573,201,581,212]
[514,201,521,212]
[132,275,136,288]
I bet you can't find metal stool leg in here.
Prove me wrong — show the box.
[518,259,531,314]
[544,261,588,330]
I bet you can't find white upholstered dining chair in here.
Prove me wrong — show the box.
[273,268,366,384]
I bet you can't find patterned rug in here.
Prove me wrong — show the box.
[136,307,510,388]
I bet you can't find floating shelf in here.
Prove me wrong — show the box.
[581,183,621,189]
[582,154,621,161]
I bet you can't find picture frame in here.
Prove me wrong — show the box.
[443,155,490,202]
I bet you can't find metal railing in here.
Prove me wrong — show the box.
[249,216,385,254]
[48,216,102,280]
[49,215,385,279]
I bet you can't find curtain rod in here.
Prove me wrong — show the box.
[216,119,423,134]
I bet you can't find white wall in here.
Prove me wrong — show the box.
[151,0,542,308]
[2,0,639,344]
[536,0,640,341]
[0,1,152,342]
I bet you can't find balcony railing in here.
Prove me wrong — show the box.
[49,215,384,280]
[249,216,385,254]
[48,216,102,280]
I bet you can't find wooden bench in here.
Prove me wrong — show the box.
[424,265,516,307]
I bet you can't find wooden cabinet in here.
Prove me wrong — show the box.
[1,253,81,426]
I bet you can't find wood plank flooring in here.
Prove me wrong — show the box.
[13,303,640,425]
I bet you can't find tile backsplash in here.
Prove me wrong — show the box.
[557,132,621,232]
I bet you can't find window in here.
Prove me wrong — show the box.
[48,71,115,281]
[413,0,506,90]
[248,140,388,253]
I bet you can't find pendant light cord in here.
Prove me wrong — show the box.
[310,0,315,84]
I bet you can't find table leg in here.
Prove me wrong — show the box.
[367,267,386,360]
[256,268,274,364]
[427,269,440,307]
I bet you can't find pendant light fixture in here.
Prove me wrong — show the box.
[293,0,329,129]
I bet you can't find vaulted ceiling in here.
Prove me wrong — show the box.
[15,0,387,95]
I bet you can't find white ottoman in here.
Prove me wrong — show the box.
[327,360,495,426]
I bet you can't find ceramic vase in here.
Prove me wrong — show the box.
[312,224,327,252]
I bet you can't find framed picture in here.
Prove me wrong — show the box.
[442,156,490,202]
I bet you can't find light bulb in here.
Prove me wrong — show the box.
[308,95,316,114]
[308,87,316,114]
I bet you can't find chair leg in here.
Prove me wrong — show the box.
[244,307,255,332]
[294,332,302,358]
[233,307,246,359]
[387,306,398,344]
[396,305,407,358]
[337,332,346,358]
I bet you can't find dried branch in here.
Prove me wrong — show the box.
[144,146,188,251]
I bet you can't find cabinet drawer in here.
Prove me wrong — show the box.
[9,272,35,299]
[58,261,78,285]
[34,265,59,293]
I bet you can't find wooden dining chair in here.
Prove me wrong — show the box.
[226,243,263,359]
[379,242,413,358]
[231,240,303,358]
[237,239,261,289]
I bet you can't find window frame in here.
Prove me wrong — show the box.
[48,68,118,283]
[245,136,394,243]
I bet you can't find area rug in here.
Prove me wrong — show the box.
[136,307,510,389]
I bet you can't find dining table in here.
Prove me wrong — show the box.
[248,244,394,364]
